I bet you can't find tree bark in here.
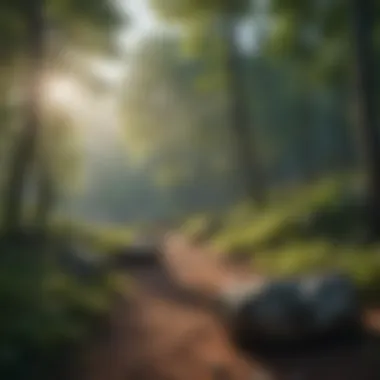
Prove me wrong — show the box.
[2,0,45,233]
[224,15,266,205]
[296,91,317,183]
[350,0,380,238]
[34,162,55,232]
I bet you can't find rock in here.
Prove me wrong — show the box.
[241,280,312,340]
[230,273,361,345]
[57,241,106,279]
[299,273,360,334]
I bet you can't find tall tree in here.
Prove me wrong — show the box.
[150,0,266,204]
[350,0,380,237]
[121,37,232,182]
[222,11,266,203]
[1,0,123,232]
[2,0,45,233]
[266,0,380,235]
[266,0,352,181]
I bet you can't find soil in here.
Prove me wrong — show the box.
[78,255,380,380]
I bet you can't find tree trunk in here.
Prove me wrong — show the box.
[296,92,317,183]
[350,0,380,238]
[224,15,266,205]
[34,163,55,232]
[2,0,45,233]
[331,89,356,172]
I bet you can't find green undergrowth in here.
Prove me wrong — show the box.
[52,220,137,252]
[2,174,377,377]
[0,229,136,379]
[182,176,380,301]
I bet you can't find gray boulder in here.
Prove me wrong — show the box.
[227,273,360,343]
[239,280,312,340]
[299,273,360,334]
[57,241,106,279]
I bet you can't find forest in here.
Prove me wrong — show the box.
[0,0,380,379]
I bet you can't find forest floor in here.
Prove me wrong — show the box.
[73,177,380,380]
[80,254,380,380]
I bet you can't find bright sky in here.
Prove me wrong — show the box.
[72,0,172,90]
[118,0,176,50]
[43,0,267,144]
[96,0,262,83]
[46,0,264,102]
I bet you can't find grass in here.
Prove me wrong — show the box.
[51,220,137,251]
[1,173,379,378]
[0,225,138,379]
[48,174,380,301]
[181,175,380,301]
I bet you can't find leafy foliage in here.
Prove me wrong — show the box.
[265,0,352,87]
[120,36,236,188]
[150,0,250,20]
[0,230,136,379]
[180,176,380,301]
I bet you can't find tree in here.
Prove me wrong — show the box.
[266,0,380,236]
[2,0,45,233]
[122,38,228,170]
[150,0,266,204]
[265,1,352,180]
[1,0,123,232]
[119,35,244,216]
[221,11,266,203]
[350,0,380,238]
[33,100,85,228]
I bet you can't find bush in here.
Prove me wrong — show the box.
[0,229,134,379]
[203,177,380,302]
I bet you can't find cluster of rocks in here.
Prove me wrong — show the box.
[230,272,362,349]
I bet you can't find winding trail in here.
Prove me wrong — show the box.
[80,257,380,380]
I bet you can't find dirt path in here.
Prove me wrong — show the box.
[80,261,380,380]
